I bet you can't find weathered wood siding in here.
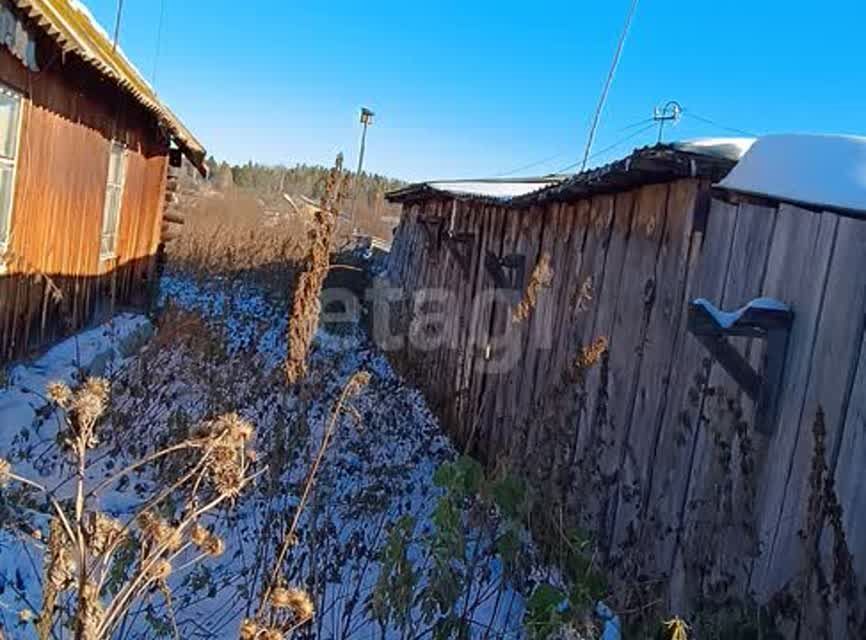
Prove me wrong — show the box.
[0,34,169,362]
[383,181,866,637]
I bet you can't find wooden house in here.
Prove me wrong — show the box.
[0,0,205,363]
[384,135,866,637]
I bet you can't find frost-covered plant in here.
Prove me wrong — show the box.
[1,378,263,640]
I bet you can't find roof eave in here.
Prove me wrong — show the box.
[10,0,206,174]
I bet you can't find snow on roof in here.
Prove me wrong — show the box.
[717,134,866,215]
[387,177,564,203]
[671,137,756,161]
[424,179,562,199]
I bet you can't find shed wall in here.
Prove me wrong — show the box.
[383,180,866,637]
[0,35,169,362]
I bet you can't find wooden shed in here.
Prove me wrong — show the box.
[383,136,866,636]
[0,0,205,363]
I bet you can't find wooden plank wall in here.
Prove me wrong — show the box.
[383,182,866,637]
[0,38,169,363]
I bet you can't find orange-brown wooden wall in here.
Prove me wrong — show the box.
[0,34,169,362]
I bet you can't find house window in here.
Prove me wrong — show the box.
[0,85,22,256]
[100,141,126,259]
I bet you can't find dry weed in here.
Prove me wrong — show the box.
[284,154,351,384]
[2,377,264,640]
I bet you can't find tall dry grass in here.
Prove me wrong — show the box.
[165,190,307,295]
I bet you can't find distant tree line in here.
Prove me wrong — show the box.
[203,157,405,238]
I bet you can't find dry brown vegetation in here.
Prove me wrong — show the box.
[165,189,306,295]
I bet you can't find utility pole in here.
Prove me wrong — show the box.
[653,100,682,143]
[351,107,374,232]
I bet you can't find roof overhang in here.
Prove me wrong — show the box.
[388,141,744,208]
[8,0,206,175]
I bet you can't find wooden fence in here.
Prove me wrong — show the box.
[382,177,866,637]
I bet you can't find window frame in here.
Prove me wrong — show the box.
[99,140,127,261]
[0,83,24,263]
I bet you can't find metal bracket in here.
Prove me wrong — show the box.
[688,298,793,436]
[484,252,526,291]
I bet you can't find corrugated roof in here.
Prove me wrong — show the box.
[388,140,744,206]
[387,177,563,204]
[8,0,206,173]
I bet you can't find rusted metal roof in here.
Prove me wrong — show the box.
[388,141,743,207]
[8,0,206,173]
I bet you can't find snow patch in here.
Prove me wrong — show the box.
[0,313,151,452]
[717,133,866,214]
[672,137,756,161]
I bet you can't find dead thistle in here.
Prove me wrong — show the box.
[4,380,265,640]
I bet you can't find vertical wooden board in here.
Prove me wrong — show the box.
[639,198,739,592]
[570,190,635,533]
[748,205,838,602]
[513,205,558,454]
[594,182,670,552]
[565,197,613,464]
[548,202,591,381]
[526,203,591,491]
[452,204,487,432]
[418,201,447,398]
[429,200,461,409]
[608,180,701,569]
[463,206,508,452]
[483,206,526,457]
[828,321,866,638]
[675,201,776,604]
[761,214,866,636]
[498,205,545,458]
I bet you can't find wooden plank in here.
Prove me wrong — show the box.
[758,214,866,638]
[593,182,670,556]
[748,204,839,603]
[607,179,701,576]
[637,197,739,598]
[673,201,776,607]
[569,189,636,535]
[828,319,866,638]
[451,204,488,436]
[488,205,544,460]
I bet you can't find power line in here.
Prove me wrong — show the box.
[579,0,641,171]
[492,116,654,178]
[554,122,656,174]
[492,151,570,178]
[682,111,756,137]
[112,0,124,51]
[151,0,166,86]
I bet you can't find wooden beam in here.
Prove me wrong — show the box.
[687,299,794,435]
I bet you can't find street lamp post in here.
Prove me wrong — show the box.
[352,107,374,232]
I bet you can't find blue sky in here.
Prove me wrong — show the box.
[86,0,864,182]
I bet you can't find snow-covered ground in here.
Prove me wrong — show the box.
[0,276,539,638]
